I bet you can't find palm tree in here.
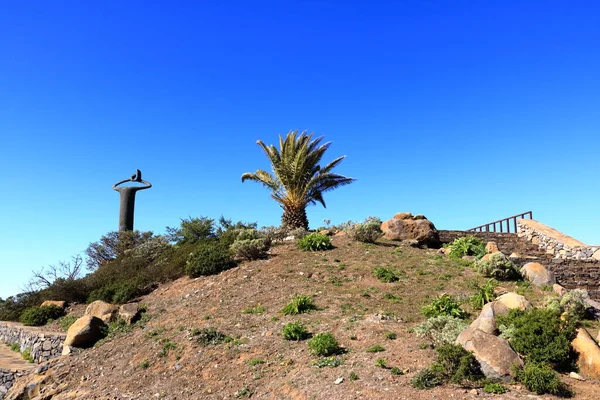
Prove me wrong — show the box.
[241,131,355,230]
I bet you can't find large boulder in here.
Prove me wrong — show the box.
[380,212,440,247]
[119,302,141,325]
[40,300,67,310]
[469,302,497,335]
[85,300,118,323]
[571,328,600,379]
[456,327,522,382]
[64,315,106,348]
[521,262,556,286]
[495,292,532,312]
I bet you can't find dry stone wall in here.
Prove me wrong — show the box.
[517,220,600,261]
[0,369,28,398]
[0,323,65,364]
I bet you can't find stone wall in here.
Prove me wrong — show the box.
[517,219,600,261]
[0,369,28,399]
[0,322,65,364]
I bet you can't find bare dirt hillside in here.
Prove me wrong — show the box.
[8,236,600,399]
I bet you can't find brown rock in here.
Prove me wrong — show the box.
[485,242,499,254]
[571,328,600,379]
[119,302,141,325]
[593,249,600,261]
[456,327,522,382]
[521,262,556,286]
[40,300,67,310]
[469,302,497,335]
[509,252,522,258]
[64,315,106,348]
[381,214,440,247]
[334,231,346,237]
[495,292,532,312]
[85,300,118,323]
[319,229,333,236]
[553,284,568,296]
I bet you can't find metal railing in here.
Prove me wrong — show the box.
[468,211,533,233]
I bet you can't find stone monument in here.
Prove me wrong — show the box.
[113,169,152,231]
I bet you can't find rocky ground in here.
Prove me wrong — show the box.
[4,236,600,399]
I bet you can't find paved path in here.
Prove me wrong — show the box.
[0,343,35,371]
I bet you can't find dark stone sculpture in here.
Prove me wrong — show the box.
[113,169,152,231]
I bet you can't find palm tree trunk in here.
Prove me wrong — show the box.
[281,205,309,230]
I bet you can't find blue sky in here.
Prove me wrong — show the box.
[1,1,598,298]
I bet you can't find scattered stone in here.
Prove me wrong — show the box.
[85,300,119,323]
[334,377,344,385]
[569,372,585,381]
[571,328,600,379]
[119,303,141,325]
[485,242,499,254]
[509,252,522,258]
[64,315,107,348]
[40,300,67,310]
[520,262,556,286]
[456,327,522,382]
[381,213,440,247]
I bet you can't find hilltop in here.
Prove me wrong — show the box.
[5,234,600,399]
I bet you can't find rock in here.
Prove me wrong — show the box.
[569,372,585,381]
[319,229,333,236]
[64,315,106,348]
[553,284,568,296]
[586,298,600,321]
[40,300,67,310]
[571,328,600,378]
[495,292,532,312]
[509,252,522,258]
[85,300,118,323]
[485,242,499,254]
[593,249,600,261]
[456,327,522,382]
[119,303,141,325]
[381,213,440,247]
[520,262,556,286]
[334,231,346,237]
[469,302,497,335]
[334,377,344,384]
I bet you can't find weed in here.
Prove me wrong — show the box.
[193,328,230,346]
[281,295,317,315]
[297,233,333,251]
[234,387,254,398]
[469,279,497,310]
[308,333,341,356]
[513,362,572,396]
[421,294,467,319]
[246,358,265,366]
[57,315,78,331]
[411,365,444,389]
[139,360,150,369]
[242,304,266,314]
[384,332,397,340]
[21,349,34,363]
[373,267,399,283]
[483,382,508,394]
[390,367,404,375]
[158,340,177,357]
[312,356,344,368]
[282,321,309,341]
[349,371,359,381]
[375,359,387,368]
[444,236,486,259]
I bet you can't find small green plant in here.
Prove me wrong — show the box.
[483,382,508,394]
[469,279,498,310]
[390,367,403,376]
[297,232,333,251]
[193,328,229,346]
[513,362,572,396]
[346,217,383,243]
[473,253,520,281]
[413,315,469,347]
[234,387,254,398]
[366,345,385,353]
[445,236,486,259]
[308,333,341,356]
[282,321,309,341]
[375,359,387,368]
[246,358,265,366]
[384,332,397,340]
[312,356,344,368]
[281,295,317,315]
[349,371,359,381]
[10,343,20,352]
[421,294,467,319]
[139,360,150,369]
[158,339,177,357]
[242,304,266,314]
[57,315,78,331]
[21,349,34,363]
[373,267,399,283]
[19,305,63,326]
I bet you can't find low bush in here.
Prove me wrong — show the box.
[435,344,484,384]
[308,333,341,356]
[544,289,588,321]
[513,362,572,396]
[193,328,229,346]
[414,315,468,347]
[497,308,578,371]
[87,280,140,304]
[373,267,399,283]
[444,236,486,259]
[230,229,270,260]
[19,305,63,326]
[421,294,467,319]
[282,321,309,340]
[469,279,497,310]
[281,295,318,315]
[185,242,234,278]
[411,364,444,389]
[297,233,333,251]
[473,253,520,280]
[483,382,508,394]
[346,217,383,243]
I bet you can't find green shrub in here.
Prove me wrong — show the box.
[19,305,63,326]
[497,308,578,371]
[259,226,289,243]
[346,217,383,243]
[193,328,229,346]
[483,382,508,394]
[308,333,341,356]
[513,362,572,396]
[281,295,317,315]
[473,253,520,280]
[414,315,468,346]
[445,236,486,259]
[282,321,309,340]
[469,279,497,310]
[373,267,399,283]
[57,315,78,331]
[87,280,140,304]
[435,344,484,384]
[297,233,333,251]
[185,242,234,278]
[411,364,444,389]
[421,294,467,319]
[0,292,43,322]
[230,229,270,260]
[544,289,587,321]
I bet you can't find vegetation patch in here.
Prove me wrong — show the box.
[308,333,341,356]
[297,233,333,251]
[414,315,468,347]
[281,295,318,315]
[473,253,520,281]
[444,236,486,259]
[373,267,399,283]
[421,294,467,319]
[513,362,572,396]
[346,217,383,243]
[19,305,63,326]
[282,321,309,341]
[193,328,230,346]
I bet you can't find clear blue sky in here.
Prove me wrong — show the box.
[1,1,598,299]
